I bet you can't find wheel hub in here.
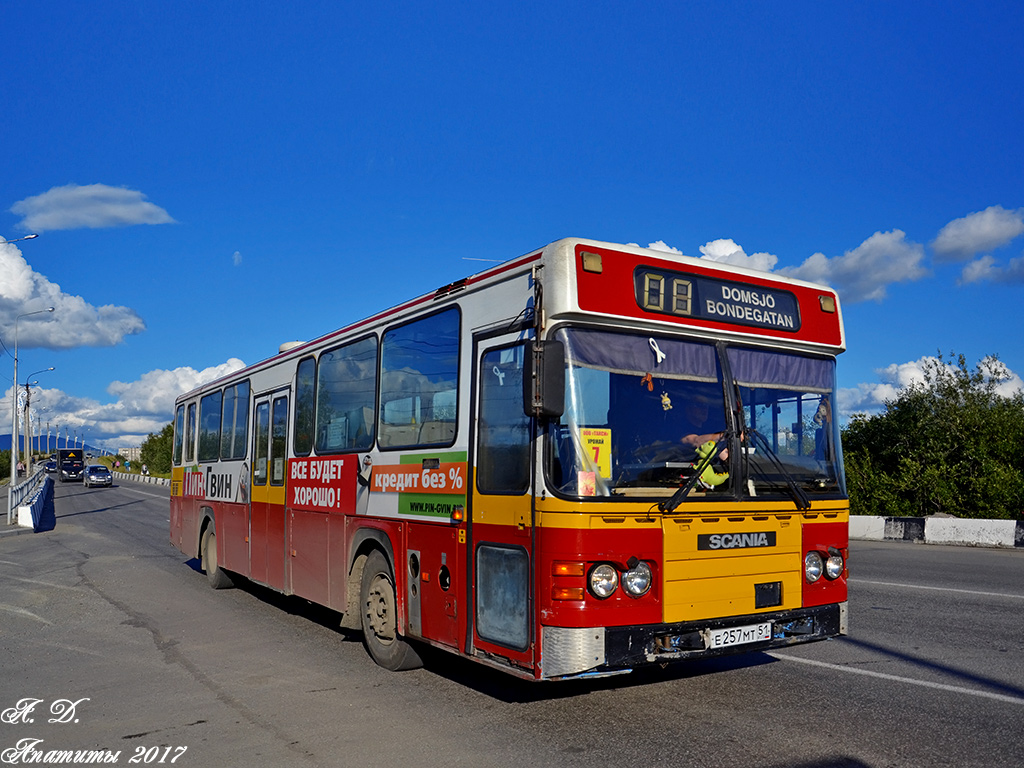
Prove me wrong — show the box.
[366,575,396,644]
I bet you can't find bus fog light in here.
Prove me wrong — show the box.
[622,561,652,597]
[588,564,619,599]
[804,551,824,583]
[825,552,844,580]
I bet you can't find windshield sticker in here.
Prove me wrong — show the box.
[580,428,612,478]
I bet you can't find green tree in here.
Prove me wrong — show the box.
[843,353,1024,520]
[139,423,174,475]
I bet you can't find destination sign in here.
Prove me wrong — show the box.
[634,267,801,332]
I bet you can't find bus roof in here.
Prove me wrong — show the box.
[175,238,843,402]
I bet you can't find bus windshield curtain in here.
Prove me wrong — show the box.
[556,328,718,382]
[727,348,834,393]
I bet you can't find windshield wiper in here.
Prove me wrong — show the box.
[745,429,811,511]
[657,432,731,515]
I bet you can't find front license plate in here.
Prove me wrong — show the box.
[707,622,772,649]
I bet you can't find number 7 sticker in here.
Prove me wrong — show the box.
[579,428,612,478]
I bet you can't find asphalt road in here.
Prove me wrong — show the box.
[2,479,1022,767]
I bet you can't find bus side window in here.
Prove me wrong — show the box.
[253,402,270,486]
[294,358,315,456]
[198,391,222,462]
[316,336,377,453]
[271,396,288,485]
[379,308,460,449]
[185,403,197,464]
[477,345,529,494]
[172,404,185,466]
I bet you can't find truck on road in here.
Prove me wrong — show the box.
[58,448,84,482]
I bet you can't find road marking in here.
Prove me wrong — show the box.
[5,576,80,590]
[122,488,169,500]
[768,652,1024,706]
[851,578,1024,601]
[0,604,52,624]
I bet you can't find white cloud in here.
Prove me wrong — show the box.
[837,355,1023,419]
[970,355,1024,398]
[698,238,778,273]
[0,241,146,348]
[837,357,940,417]
[1002,255,1024,283]
[233,250,243,267]
[10,183,175,232]
[106,359,247,415]
[645,240,683,255]
[3,358,247,451]
[958,255,998,284]
[958,253,1024,285]
[779,230,928,303]
[931,205,1024,263]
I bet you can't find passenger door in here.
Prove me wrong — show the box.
[249,391,289,591]
[468,332,535,670]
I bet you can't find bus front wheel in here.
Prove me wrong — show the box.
[359,550,422,671]
[201,527,234,590]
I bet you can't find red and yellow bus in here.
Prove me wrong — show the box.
[170,238,848,680]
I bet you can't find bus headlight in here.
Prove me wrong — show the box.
[825,550,844,580]
[804,551,824,583]
[622,561,652,597]
[588,563,619,599]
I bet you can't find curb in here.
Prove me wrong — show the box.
[112,471,170,487]
[850,516,1024,548]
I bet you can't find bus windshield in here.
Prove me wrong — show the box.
[545,327,844,503]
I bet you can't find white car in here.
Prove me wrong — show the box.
[83,465,113,488]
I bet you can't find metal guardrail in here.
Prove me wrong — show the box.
[10,466,46,508]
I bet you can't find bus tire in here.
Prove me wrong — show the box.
[360,549,422,671]
[201,527,234,590]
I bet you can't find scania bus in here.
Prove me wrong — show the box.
[169,238,848,680]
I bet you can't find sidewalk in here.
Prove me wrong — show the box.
[0,521,36,538]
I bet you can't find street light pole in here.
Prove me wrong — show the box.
[7,305,54,525]
[22,368,54,466]
[20,381,37,466]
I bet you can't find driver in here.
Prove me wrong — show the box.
[679,393,729,461]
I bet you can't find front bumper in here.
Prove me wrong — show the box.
[541,602,846,680]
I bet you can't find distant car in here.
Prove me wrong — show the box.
[83,465,112,488]
[45,460,57,473]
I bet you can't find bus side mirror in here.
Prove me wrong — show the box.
[523,340,565,418]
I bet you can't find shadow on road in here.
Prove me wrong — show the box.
[55,497,145,519]
[838,635,1024,700]
[175,559,804,702]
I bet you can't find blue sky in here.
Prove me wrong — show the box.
[2,0,1023,452]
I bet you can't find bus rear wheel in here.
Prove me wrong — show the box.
[201,527,234,590]
[360,550,422,671]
